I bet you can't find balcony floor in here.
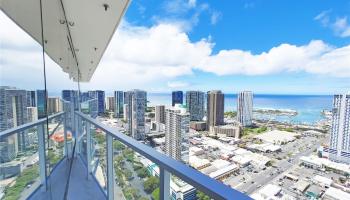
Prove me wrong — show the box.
[29,156,106,200]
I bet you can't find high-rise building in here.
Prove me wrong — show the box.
[48,97,62,114]
[114,91,124,118]
[26,90,36,107]
[237,91,253,127]
[123,104,129,121]
[186,91,204,121]
[155,105,165,124]
[27,107,38,122]
[62,90,79,110]
[36,90,47,119]
[125,90,147,140]
[206,90,224,130]
[328,94,350,164]
[96,90,105,114]
[105,96,115,112]
[81,98,98,118]
[165,104,190,164]
[0,87,27,163]
[172,91,183,106]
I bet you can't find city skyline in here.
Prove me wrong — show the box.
[1,1,350,94]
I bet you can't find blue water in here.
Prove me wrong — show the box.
[147,93,333,125]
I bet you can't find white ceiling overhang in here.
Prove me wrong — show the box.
[0,0,130,82]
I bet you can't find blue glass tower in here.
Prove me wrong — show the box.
[172,91,183,106]
[36,90,47,119]
[114,91,124,118]
[95,90,105,114]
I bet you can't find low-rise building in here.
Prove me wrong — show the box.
[209,125,241,138]
[323,187,350,200]
[247,143,281,153]
[189,156,210,170]
[292,180,310,193]
[255,130,299,145]
[300,155,350,175]
[189,146,204,156]
[231,155,252,167]
[190,121,206,131]
[313,175,333,188]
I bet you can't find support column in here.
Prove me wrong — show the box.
[160,167,170,200]
[38,123,47,191]
[86,121,92,180]
[106,134,114,200]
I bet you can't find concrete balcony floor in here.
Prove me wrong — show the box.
[29,157,106,200]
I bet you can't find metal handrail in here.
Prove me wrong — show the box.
[0,112,65,138]
[75,111,251,200]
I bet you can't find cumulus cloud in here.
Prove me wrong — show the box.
[1,11,350,93]
[315,10,350,38]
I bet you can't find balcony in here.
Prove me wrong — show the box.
[0,111,251,200]
[0,1,251,199]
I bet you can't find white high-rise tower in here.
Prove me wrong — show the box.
[165,104,190,164]
[237,91,253,127]
[329,93,350,163]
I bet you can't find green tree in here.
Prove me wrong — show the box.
[114,141,125,151]
[137,167,149,178]
[152,188,160,200]
[197,190,210,200]
[144,176,159,193]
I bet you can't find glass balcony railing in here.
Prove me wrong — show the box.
[0,112,65,200]
[0,110,250,200]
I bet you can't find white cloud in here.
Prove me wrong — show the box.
[198,40,350,77]
[210,11,222,25]
[167,81,190,88]
[1,11,350,93]
[315,10,350,38]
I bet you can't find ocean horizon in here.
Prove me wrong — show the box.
[47,91,333,125]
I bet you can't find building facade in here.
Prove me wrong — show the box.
[165,105,190,164]
[26,90,36,107]
[237,91,253,127]
[114,91,124,118]
[186,91,204,121]
[27,107,38,122]
[47,97,62,114]
[125,90,147,140]
[62,90,79,111]
[328,94,350,164]
[105,96,115,112]
[95,90,105,114]
[206,90,224,130]
[0,87,28,163]
[155,105,165,124]
[172,91,183,106]
[36,90,47,119]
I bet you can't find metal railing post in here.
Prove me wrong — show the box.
[64,113,68,157]
[106,134,114,200]
[77,116,82,154]
[86,121,92,180]
[37,123,47,191]
[160,167,170,200]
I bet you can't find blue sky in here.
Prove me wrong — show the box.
[1,0,350,94]
[117,0,350,94]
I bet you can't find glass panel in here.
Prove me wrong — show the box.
[91,125,107,193]
[0,128,40,200]
[0,4,45,199]
[46,116,67,174]
[113,139,160,200]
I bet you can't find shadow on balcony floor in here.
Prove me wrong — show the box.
[29,157,106,200]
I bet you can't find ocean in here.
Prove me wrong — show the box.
[147,93,333,125]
